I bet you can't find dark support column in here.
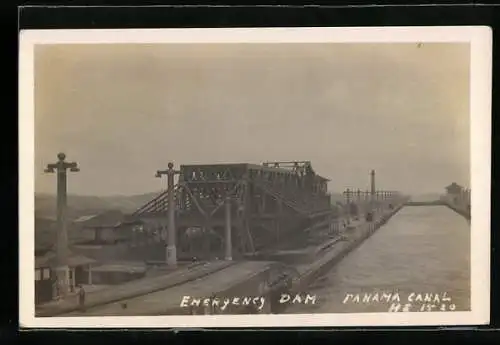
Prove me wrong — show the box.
[203,226,212,259]
[225,196,232,261]
[167,168,176,267]
[87,264,92,285]
[343,188,351,225]
[370,170,376,215]
[276,200,283,244]
[370,170,376,197]
[94,228,102,242]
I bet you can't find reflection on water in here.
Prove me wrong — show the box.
[287,206,470,313]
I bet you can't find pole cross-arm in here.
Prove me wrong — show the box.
[155,169,181,177]
[44,153,80,173]
[155,162,181,178]
[63,161,80,172]
[44,163,57,173]
[155,170,168,178]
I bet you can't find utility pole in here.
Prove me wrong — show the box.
[370,170,376,198]
[356,189,361,218]
[343,188,352,224]
[44,152,79,299]
[370,170,376,212]
[156,162,181,268]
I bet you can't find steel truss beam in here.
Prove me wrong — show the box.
[127,162,334,260]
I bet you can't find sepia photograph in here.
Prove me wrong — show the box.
[19,27,491,328]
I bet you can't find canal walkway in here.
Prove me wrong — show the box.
[65,261,276,316]
[36,260,236,316]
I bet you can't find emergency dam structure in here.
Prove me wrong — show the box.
[125,161,333,260]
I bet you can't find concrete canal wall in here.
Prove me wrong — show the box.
[293,201,406,292]
[190,201,410,315]
[440,193,471,221]
[168,201,410,316]
[444,203,471,221]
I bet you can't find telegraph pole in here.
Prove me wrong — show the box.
[355,189,361,218]
[156,162,181,268]
[44,152,79,298]
[343,188,352,224]
[370,170,376,198]
[370,170,376,212]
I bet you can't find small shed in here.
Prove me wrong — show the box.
[73,210,126,244]
[35,249,96,304]
[35,254,55,305]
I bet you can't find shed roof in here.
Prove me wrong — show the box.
[35,250,96,269]
[73,210,125,228]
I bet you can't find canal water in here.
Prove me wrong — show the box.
[286,206,470,313]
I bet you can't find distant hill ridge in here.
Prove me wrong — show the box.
[35,191,349,220]
[35,192,161,219]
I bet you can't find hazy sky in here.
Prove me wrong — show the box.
[34,43,470,196]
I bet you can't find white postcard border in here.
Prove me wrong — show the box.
[19,26,492,328]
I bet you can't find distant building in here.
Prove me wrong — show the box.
[444,182,470,211]
[445,182,464,195]
[73,210,128,244]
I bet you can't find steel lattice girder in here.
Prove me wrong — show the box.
[127,162,333,254]
[133,163,331,217]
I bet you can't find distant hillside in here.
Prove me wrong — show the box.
[35,192,161,219]
[35,192,346,218]
[409,193,442,202]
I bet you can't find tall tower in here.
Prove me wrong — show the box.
[44,153,79,298]
[370,170,376,196]
[156,162,180,268]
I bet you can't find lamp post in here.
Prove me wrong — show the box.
[156,162,181,268]
[356,189,361,218]
[44,152,79,298]
[376,190,381,211]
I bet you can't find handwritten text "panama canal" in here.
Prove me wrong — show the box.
[342,291,456,312]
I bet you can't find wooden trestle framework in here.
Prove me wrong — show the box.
[126,161,333,259]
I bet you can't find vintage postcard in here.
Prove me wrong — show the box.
[19,26,491,328]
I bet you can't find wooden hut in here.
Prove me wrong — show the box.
[34,250,96,304]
